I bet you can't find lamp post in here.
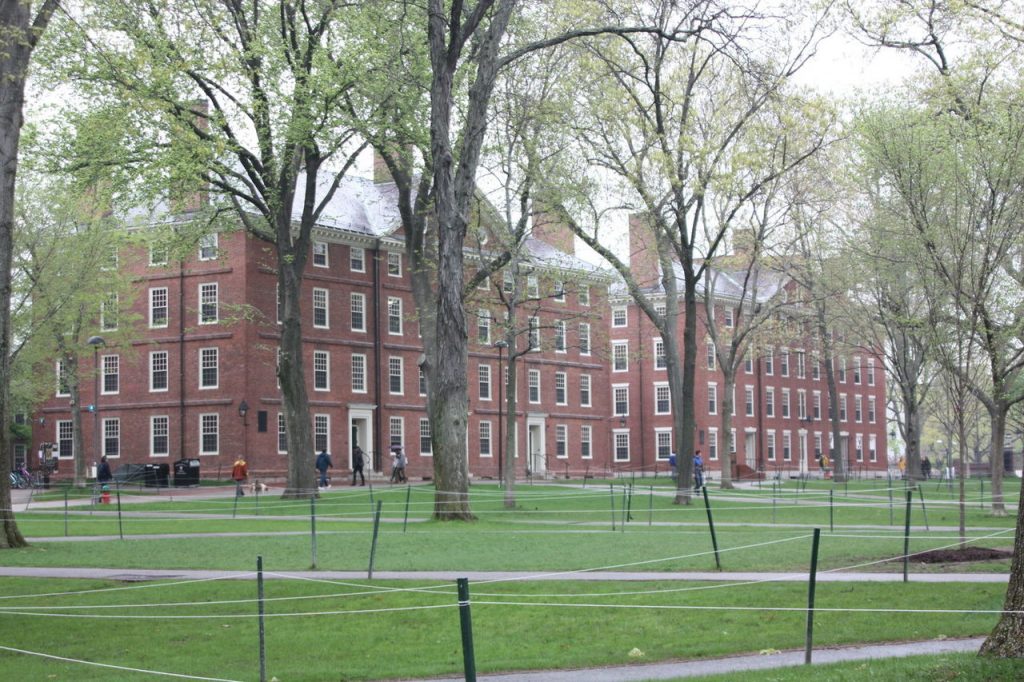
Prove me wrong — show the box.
[494,340,507,485]
[87,336,106,464]
[238,399,249,459]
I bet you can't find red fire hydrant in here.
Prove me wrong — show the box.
[101,486,111,504]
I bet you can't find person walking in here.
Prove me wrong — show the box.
[94,456,113,504]
[693,449,705,490]
[232,457,248,497]
[921,456,932,480]
[315,449,333,489]
[351,445,366,486]
[668,451,678,482]
[395,448,407,483]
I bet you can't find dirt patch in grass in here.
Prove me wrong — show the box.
[912,547,1013,563]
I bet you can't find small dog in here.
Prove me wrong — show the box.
[249,480,270,493]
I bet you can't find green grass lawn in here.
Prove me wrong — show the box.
[685,653,1024,681]
[0,578,1006,681]
[2,480,1018,680]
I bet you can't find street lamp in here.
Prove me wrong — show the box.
[87,335,106,464]
[494,340,507,485]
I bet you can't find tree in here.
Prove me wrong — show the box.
[60,0,368,499]
[556,1,830,502]
[0,0,61,549]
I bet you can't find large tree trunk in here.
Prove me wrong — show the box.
[503,354,518,509]
[278,260,316,499]
[980,468,1024,655]
[989,408,1007,516]
[719,369,736,489]
[674,275,698,505]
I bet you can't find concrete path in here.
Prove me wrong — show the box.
[411,637,986,681]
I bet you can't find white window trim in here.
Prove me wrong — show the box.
[707,382,718,416]
[351,292,366,332]
[528,369,542,404]
[389,356,404,396]
[198,282,219,325]
[612,341,629,372]
[479,420,493,458]
[350,246,366,273]
[314,350,331,392]
[102,417,121,459]
[612,306,627,327]
[388,297,403,335]
[150,351,169,393]
[613,383,630,417]
[580,374,592,408]
[613,429,631,462]
[101,354,119,396]
[199,413,219,455]
[313,288,330,329]
[554,424,569,459]
[351,353,367,394]
[654,382,671,415]
[198,233,218,261]
[554,371,567,406]
[199,347,219,390]
[149,287,169,329]
[387,251,402,277]
[150,416,170,457]
[312,240,329,268]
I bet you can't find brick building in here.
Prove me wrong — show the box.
[29,176,887,483]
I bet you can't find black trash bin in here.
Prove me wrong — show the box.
[174,458,200,486]
[143,464,159,488]
[155,463,170,488]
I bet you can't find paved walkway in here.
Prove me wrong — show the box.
[411,638,987,681]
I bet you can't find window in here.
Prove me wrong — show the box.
[614,385,629,416]
[839,394,847,422]
[387,251,402,277]
[419,367,427,396]
[783,431,792,461]
[389,356,404,395]
[767,430,776,461]
[853,356,862,384]
[56,360,70,397]
[312,414,329,453]
[796,351,806,379]
[527,275,539,298]
[503,271,514,294]
[580,374,592,407]
[58,420,74,459]
[612,341,628,371]
[798,390,807,420]
[744,351,753,374]
[766,387,775,417]
[867,358,876,386]
[855,433,864,462]
[150,351,169,392]
[555,321,566,352]
[868,396,876,423]
[479,421,492,457]
[780,349,790,377]
[200,348,218,389]
[854,395,862,423]
[150,287,168,328]
[350,293,365,331]
[103,418,120,458]
[313,288,329,328]
[553,280,565,302]
[581,425,592,459]
[479,364,492,400]
[745,385,754,417]
[350,246,365,272]
[708,428,718,461]
[707,383,717,415]
[528,316,540,350]
[813,391,822,420]
[869,434,877,462]
[614,431,630,462]
[814,432,823,458]
[837,357,847,383]
[102,355,119,394]
[312,240,328,267]
[477,310,491,344]
[555,425,568,458]
[655,340,666,370]
[351,353,367,393]
[528,370,541,403]
[149,243,168,266]
[388,297,402,334]
[420,418,432,455]
[656,429,672,460]
[655,384,671,414]
[731,428,737,454]
[199,283,218,324]
[723,307,734,328]
[612,306,627,327]
[764,348,774,375]
[151,416,169,457]
[579,286,590,306]
[555,372,567,405]
[706,341,716,370]
[389,417,404,451]
[101,293,118,331]
[579,323,591,355]
[198,233,218,260]
[277,414,288,453]
[781,388,790,418]
[314,350,330,391]
[812,354,821,381]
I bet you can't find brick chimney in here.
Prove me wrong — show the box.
[530,194,575,255]
[181,99,209,212]
[628,212,662,289]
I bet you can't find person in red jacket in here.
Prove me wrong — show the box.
[232,457,248,497]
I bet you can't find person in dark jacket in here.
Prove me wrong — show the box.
[315,450,333,489]
[97,456,112,484]
[351,446,366,486]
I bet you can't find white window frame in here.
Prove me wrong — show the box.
[612,306,627,327]
[613,430,630,462]
[420,418,432,456]
[198,233,218,261]
[351,353,367,393]
[612,341,628,372]
[199,282,218,325]
[579,322,591,356]
[150,287,168,328]
[579,285,590,306]
[389,356,404,395]
[312,240,328,267]
[613,384,630,416]
[314,414,330,454]
[479,363,492,401]
[200,413,220,455]
[581,425,593,459]
[477,309,491,344]
[150,415,170,457]
[103,417,121,458]
[56,360,70,397]
[707,382,718,415]
[528,369,541,404]
[767,430,776,461]
[314,350,330,391]
[655,428,673,461]
[554,371,567,405]
[579,374,592,407]
[150,351,169,392]
[277,414,288,454]
[350,293,366,332]
[350,246,365,272]
[654,339,666,370]
[388,297,403,335]
[766,387,775,418]
[555,320,567,353]
[387,251,402,277]
[102,354,119,395]
[555,424,568,459]
[313,288,329,329]
[708,427,719,461]
[57,421,75,458]
[199,347,219,390]
[654,382,671,415]
[745,385,755,417]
